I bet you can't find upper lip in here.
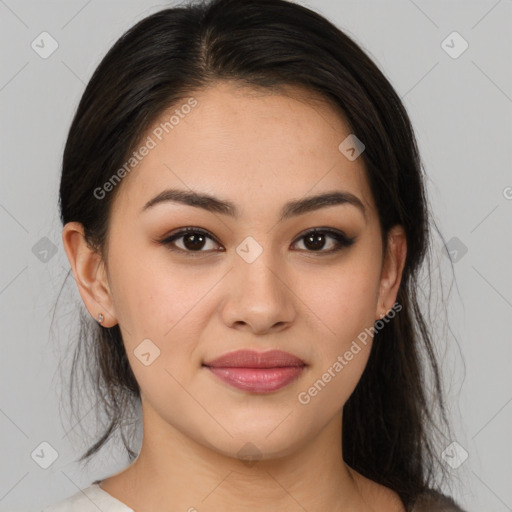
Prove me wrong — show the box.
[203,349,306,368]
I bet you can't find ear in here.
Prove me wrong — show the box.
[376,224,407,320]
[61,222,118,327]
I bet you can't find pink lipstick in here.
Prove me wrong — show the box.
[203,349,306,393]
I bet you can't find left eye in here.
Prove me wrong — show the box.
[159,227,355,255]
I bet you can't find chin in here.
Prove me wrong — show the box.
[197,426,307,465]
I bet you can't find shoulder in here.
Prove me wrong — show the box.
[411,489,467,512]
[41,483,134,512]
[348,467,466,512]
[348,467,406,511]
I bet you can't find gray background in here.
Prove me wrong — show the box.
[1,0,511,511]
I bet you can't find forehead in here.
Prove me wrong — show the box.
[112,81,376,221]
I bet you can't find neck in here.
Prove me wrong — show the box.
[101,401,373,512]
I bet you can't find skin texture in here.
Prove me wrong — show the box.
[62,81,407,512]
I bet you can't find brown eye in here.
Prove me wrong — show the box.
[292,228,356,254]
[160,227,222,255]
[177,231,209,251]
[158,227,355,257]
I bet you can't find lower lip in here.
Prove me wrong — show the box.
[205,366,305,393]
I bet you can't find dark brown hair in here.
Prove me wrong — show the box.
[56,0,461,508]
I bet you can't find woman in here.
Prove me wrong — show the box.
[44,0,467,510]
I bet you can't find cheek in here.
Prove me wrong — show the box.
[108,238,196,335]
[110,256,214,384]
[296,248,381,403]
[301,260,381,345]
[298,270,377,411]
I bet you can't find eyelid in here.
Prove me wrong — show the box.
[158,226,356,255]
[159,227,223,256]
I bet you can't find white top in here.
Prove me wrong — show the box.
[38,482,466,512]
[41,483,134,512]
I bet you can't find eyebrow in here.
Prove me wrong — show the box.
[142,188,367,222]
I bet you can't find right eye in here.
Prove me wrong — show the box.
[158,227,224,256]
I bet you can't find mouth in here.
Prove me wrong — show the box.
[202,349,307,393]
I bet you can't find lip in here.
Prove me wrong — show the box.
[203,349,306,393]
[203,349,306,368]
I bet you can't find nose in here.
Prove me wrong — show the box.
[219,246,296,335]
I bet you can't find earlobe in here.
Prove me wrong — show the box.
[376,225,407,319]
[61,222,118,327]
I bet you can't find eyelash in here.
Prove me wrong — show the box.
[158,226,356,257]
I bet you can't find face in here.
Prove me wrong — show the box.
[65,81,406,461]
